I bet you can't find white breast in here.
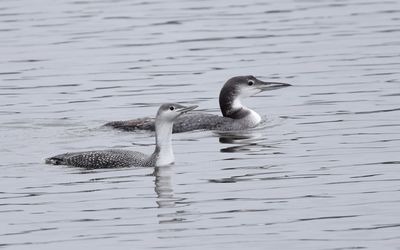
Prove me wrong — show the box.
[247,109,262,126]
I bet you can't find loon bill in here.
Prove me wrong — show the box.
[105,75,290,133]
[46,103,197,168]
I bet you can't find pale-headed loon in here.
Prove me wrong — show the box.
[46,103,197,168]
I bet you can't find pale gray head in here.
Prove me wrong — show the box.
[153,103,197,167]
[156,103,198,122]
[219,75,291,117]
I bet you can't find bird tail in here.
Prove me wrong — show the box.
[45,156,65,165]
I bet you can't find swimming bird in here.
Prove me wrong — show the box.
[105,75,290,133]
[45,103,197,168]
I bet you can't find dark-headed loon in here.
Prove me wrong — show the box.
[105,76,290,133]
[46,103,197,168]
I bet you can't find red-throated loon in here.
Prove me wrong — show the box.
[45,103,197,168]
[105,76,290,133]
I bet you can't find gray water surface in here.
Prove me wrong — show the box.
[1,0,400,249]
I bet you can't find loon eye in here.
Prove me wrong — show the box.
[169,106,175,111]
[248,80,254,86]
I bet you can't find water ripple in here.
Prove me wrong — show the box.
[1,0,400,249]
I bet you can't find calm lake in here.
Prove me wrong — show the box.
[1,0,400,249]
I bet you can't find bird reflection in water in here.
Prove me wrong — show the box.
[153,165,187,224]
[153,165,175,208]
[215,130,265,153]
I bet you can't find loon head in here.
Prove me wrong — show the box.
[156,103,198,123]
[219,75,290,118]
[153,103,198,167]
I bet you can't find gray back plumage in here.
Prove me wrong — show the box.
[105,112,254,133]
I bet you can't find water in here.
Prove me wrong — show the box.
[1,0,400,249]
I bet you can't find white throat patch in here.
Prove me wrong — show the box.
[156,149,175,166]
[154,121,175,166]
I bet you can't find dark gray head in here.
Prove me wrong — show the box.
[219,75,290,117]
[156,103,198,122]
[220,75,291,99]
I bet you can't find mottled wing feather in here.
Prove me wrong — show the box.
[46,149,148,169]
[172,113,233,132]
[104,112,236,133]
[104,117,156,131]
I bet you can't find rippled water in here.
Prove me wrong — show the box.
[1,0,400,249]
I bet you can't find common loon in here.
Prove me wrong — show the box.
[45,103,197,168]
[105,76,290,133]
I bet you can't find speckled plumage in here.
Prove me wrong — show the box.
[45,149,156,169]
[46,103,197,169]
